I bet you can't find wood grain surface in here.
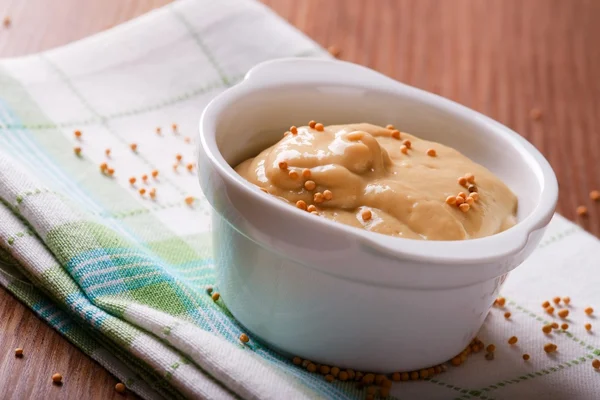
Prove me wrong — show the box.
[1,0,600,398]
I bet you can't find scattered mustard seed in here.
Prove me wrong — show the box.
[296,200,307,210]
[542,300,550,308]
[504,312,511,319]
[3,16,11,27]
[391,372,401,382]
[508,336,518,345]
[486,344,496,353]
[211,292,220,301]
[100,162,108,172]
[278,161,288,170]
[361,209,372,221]
[307,205,317,212]
[304,180,316,191]
[455,196,465,205]
[563,296,571,305]
[561,323,568,330]
[577,206,588,216]
[142,174,148,183]
[553,296,561,304]
[176,154,183,162]
[331,367,341,378]
[130,143,138,152]
[530,108,542,121]
[107,168,115,176]
[289,170,299,179]
[426,148,437,157]
[105,149,111,157]
[469,192,480,202]
[302,168,311,178]
[129,177,136,185]
[152,170,159,178]
[543,343,557,353]
[467,184,477,193]
[391,130,401,139]
[458,177,468,187]
[523,354,530,361]
[558,309,569,319]
[338,371,348,381]
[314,193,324,204]
[149,188,156,199]
[156,127,162,135]
[591,190,600,202]
[325,374,335,383]
[459,203,470,212]
[465,173,475,183]
[485,352,494,361]
[446,196,457,205]
[290,126,298,134]
[327,46,341,57]
[315,123,324,132]
[546,306,555,315]
[400,145,408,154]
[139,188,146,196]
[187,163,195,172]
[293,357,302,365]
[308,120,316,129]
[458,192,467,199]
[239,333,250,343]
[551,322,559,329]
[496,297,506,307]
[323,190,333,200]
[185,196,195,205]
[592,359,600,370]
[15,348,23,357]
[466,197,475,206]
[403,140,412,149]
[52,373,62,384]
[585,323,592,331]
[115,383,126,393]
[173,163,179,171]
[542,324,553,334]
[386,124,395,130]
[74,147,82,156]
[585,307,594,315]
[172,123,178,133]
[74,130,82,139]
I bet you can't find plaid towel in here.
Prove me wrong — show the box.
[0,0,599,399]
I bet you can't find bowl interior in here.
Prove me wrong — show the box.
[215,83,544,223]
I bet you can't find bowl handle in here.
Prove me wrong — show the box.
[243,57,403,89]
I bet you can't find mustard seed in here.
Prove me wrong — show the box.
[130,143,138,152]
[366,387,376,395]
[446,196,457,205]
[386,124,395,130]
[466,197,475,206]
[278,161,288,170]
[296,200,307,210]
[293,357,302,365]
[410,371,420,380]
[458,177,468,187]
[74,130,82,139]
[504,312,511,319]
[315,123,324,132]
[455,196,465,205]
[362,373,374,384]
[467,184,477,193]
[361,209,372,221]
[115,383,126,393]
[314,193,324,204]
[52,373,62,384]
[486,344,496,352]
[419,369,429,379]
[558,309,569,319]
[319,365,330,375]
[523,354,530,361]
[543,343,557,353]
[289,170,299,179]
[211,292,220,301]
[400,145,408,154]
[74,147,82,156]
[485,352,494,361]
[553,296,561,304]
[542,300,550,308]
[185,196,195,205]
[338,371,348,381]
[105,149,111,157]
[129,177,136,185]
[308,120,316,129]
[391,130,401,139]
[156,127,162,135]
[542,324,553,334]
[508,336,518,345]
[585,323,592,331]
[331,367,340,378]
[400,372,409,381]
[459,203,470,212]
[391,372,401,382]
[304,180,316,191]
[15,348,23,357]
[458,192,467,199]
[465,173,475,183]
[561,323,568,330]
[591,190,600,201]
[496,297,506,307]
[290,126,298,134]
[551,322,559,329]
[426,148,437,157]
[546,306,555,315]
[323,190,333,200]
[325,374,335,382]
[302,169,311,178]
[577,206,588,216]
[307,205,317,212]
[307,363,317,373]
[403,139,412,149]
[239,333,249,343]
[469,192,480,202]
[592,359,600,369]
[585,307,594,315]
[563,296,571,305]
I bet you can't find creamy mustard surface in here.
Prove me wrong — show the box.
[235,123,517,240]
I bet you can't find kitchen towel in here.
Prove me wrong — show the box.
[0,0,598,399]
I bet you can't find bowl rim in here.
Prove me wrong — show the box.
[198,58,558,264]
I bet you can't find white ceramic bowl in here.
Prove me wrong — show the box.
[198,58,558,373]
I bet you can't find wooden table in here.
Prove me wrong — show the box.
[1,0,599,398]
